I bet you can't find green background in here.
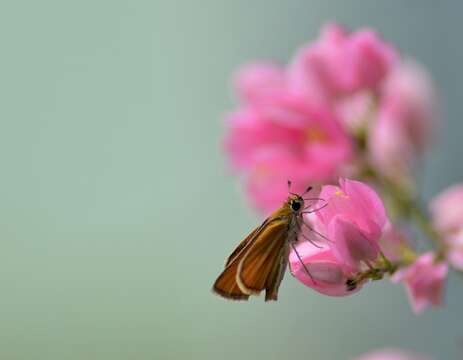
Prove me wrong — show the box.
[0,1,462,359]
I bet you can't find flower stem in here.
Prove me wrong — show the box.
[407,201,440,245]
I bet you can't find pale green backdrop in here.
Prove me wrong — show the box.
[0,1,462,359]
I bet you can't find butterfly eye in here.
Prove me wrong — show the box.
[291,200,301,212]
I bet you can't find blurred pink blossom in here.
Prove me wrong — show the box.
[335,91,374,132]
[430,183,463,234]
[234,62,286,104]
[392,252,448,314]
[430,184,463,269]
[288,23,397,104]
[444,235,463,270]
[289,241,360,296]
[224,22,439,244]
[224,97,352,212]
[316,178,389,269]
[369,60,436,182]
[356,348,433,360]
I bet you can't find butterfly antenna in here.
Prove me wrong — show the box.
[302,186,313,196]
[303,197,326,202]
[287,180,297,196]
[302,202,329,214]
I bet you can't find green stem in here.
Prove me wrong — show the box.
[407,201,440,245]
[354,98,447,264]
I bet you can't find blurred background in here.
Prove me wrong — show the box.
[0,1,462,359]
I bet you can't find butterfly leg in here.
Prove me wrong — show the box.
[299,230,324,248]
[300,219,332,243]
[295,218,326,248]
[290,242,316,284]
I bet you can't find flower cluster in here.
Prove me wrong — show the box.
[290,179,388,296]
[225,23,435,212]
[223,22,461,316]
[291,177,450,315]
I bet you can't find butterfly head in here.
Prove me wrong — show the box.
[287,181,313,213]
[288,194,304,213]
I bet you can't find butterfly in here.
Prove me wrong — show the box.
[212,182,325,301]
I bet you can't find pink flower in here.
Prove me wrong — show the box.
[315,179,388,269]
[430,184,463,269]
[369,60,436,182]
[234,62,286,104]
[335,91,375,133]
[345,29,398,92]
[356,348,433,360]
[224,97,353,212]
[288,23,397,104]
[430,184,463,235]
[444,234,463,271]
[289,241,360,296]
[392,252,448,314]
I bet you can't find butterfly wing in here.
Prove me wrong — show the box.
[212,256,251,300]
[224,218,269,267]
[213,220,271,300]
[264,244,290,301]
[236,217,290,301]
[213,204,295,301]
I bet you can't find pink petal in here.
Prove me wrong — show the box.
[393,253,448,314]
[346,29,397,91]
[316,179,388,242]
[289,242,359,297]
[224,100,353,212]
[224,108,301,170]
[341,179,388,233]
[288,22,397,102]
[369,60,436,181]
[328,216,380,269]
[234,62,286,104]
[430,183,463,234]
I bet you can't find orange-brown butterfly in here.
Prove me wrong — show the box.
[212,182,325,301]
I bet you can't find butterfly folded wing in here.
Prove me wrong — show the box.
[236,218,290,301]
[212,256,250,300]
[264,244,290,301]
[224,219,268,267]
[213,221,268,300]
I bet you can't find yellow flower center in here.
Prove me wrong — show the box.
[335,190,350,199]
[304,126,328,143]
